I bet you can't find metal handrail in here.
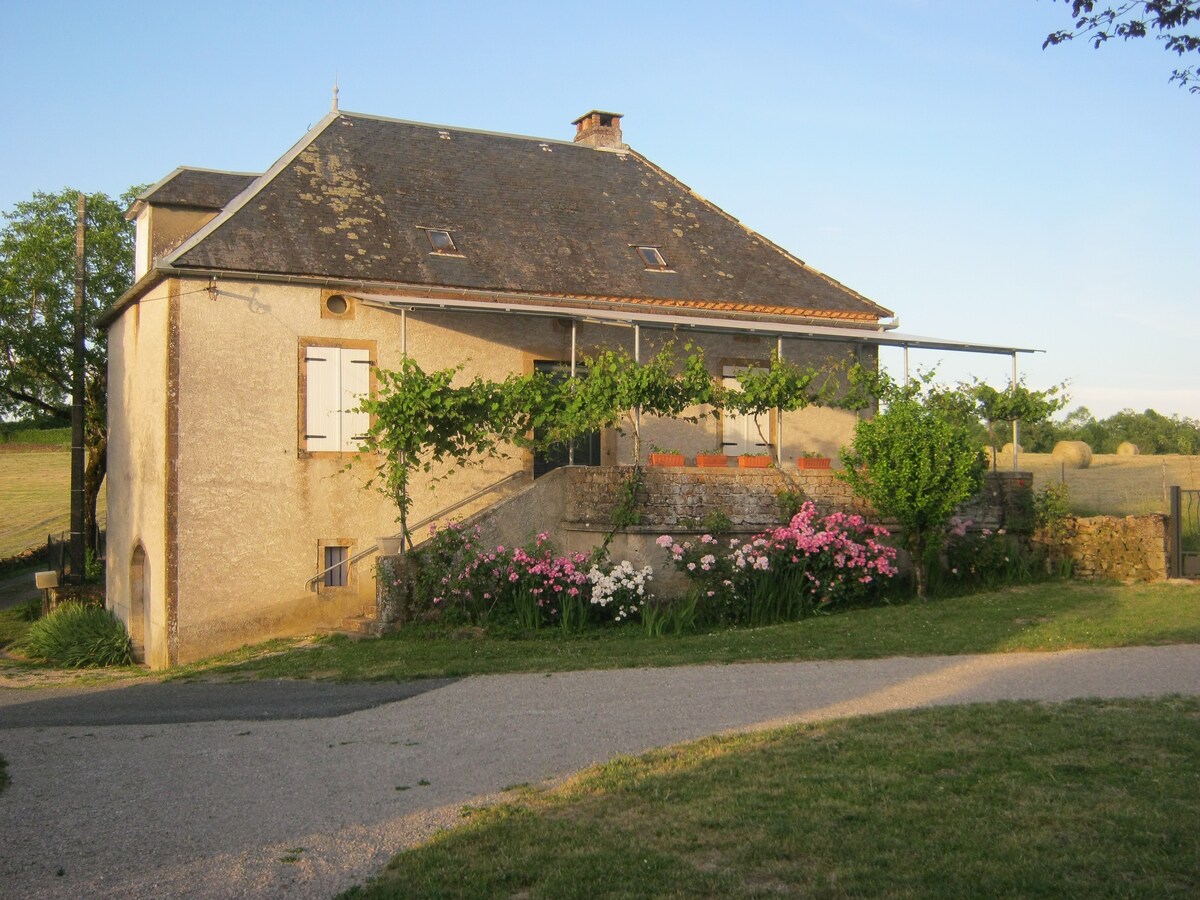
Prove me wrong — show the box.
[305,470,529,591]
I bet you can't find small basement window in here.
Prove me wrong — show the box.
[635,245,668,270]
[424,229,459,254]
[324,545,349,588]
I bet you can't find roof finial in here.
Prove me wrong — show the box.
[331,74,339,113]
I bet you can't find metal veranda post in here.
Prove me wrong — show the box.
[569,320,576,466]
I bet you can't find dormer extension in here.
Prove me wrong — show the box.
[126,168,259,280]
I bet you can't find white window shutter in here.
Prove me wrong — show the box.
[341,348,371,452]
[722,365,769,455]
[305,348,340,452]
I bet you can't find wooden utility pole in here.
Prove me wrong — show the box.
[70,192,86,581]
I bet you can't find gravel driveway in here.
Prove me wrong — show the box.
[2,645,1198,899]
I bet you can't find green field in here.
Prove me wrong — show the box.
[0,448,106,560]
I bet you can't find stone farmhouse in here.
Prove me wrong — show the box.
[101,105,1028,667]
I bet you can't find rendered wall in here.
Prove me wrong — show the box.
[169,287,589,660]
[552,328,869,465]
[172,283,393,661]
[105,283,172,668]
[161,281,881,663]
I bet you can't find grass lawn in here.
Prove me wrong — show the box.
[0,606,31,651]
[0,447,106,559]
[170,580,1200,683]
[345,696,1200,899]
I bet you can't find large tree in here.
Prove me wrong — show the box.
[0,188,137,553]
[1044,1,1200,92]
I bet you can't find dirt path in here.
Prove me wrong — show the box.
[1,644,1198,899]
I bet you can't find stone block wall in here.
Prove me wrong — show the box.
[957,472,1035,532]
[379,464,1044,616]
[1037,514,1170,582]
[564,466,871,531]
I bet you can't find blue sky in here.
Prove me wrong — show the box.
[3,0,1197,419]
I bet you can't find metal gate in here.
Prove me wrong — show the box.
[1169,486,1200,578]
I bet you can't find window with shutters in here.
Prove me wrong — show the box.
[299,340,376,455]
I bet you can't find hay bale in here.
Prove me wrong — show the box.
[1052,440,1093,469]
[1000,442,1023,455]
[1116,441,1140,456]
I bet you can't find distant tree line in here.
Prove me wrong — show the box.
[1023,407,1200,454]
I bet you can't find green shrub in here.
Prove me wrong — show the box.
[21,602,134,667]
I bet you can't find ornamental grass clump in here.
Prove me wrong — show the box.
[21,601,133,668]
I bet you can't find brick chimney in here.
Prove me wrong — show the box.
[572,110,625,149]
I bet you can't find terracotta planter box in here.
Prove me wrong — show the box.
[649,453,686,467]
[737,455,772,468]
[695,453,730,467]
[797,457,832,470]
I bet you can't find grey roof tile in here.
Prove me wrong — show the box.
[169,114,889,318]
[142,168,259,210]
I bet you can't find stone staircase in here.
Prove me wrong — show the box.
[322,612,382,640]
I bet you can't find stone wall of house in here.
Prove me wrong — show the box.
[1036,514,1170,582]
[564,466,873,531]
[956,471,1035,532]
[564,467,1031,533]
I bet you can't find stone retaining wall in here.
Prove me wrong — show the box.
[1037,514,1170,582]
[957,472,1035,532]
[379,465,1042,618]
[565,466,870,530]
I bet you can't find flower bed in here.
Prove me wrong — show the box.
[405,503,898,636]
[657,501,898,626]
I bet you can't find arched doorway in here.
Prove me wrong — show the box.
[129,545,151,664]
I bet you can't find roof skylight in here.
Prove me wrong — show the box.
[635,245,668,270]
[423,228,459,255]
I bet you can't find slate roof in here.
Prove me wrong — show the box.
[137,168,260,211]
[166,112,890,321]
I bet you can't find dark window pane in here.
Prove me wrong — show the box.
[324,546,349,587]
[427,230,457,253]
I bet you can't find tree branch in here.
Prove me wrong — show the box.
[0,384,68,420]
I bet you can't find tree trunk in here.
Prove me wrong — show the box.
[908,530,928,599]
[83,433,106,559]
